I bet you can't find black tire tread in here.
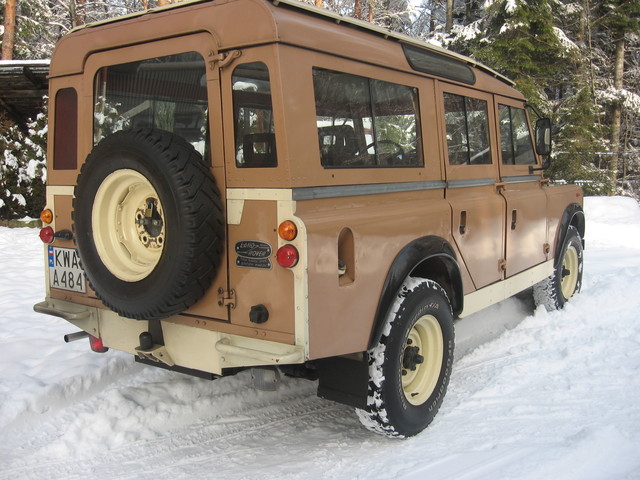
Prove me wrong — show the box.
[73,128,224,320]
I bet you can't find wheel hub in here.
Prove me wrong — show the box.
[401,314,444,406]
[402,345,424,371]
[135,198,165,248]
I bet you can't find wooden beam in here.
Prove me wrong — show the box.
[0,96,26,126]
[22,66,45,89]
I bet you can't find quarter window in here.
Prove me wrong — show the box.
[54,88,78,170]
[93,52,208,154]
[313,68,422,168]
[232,62,277,168]
[443,93,491,165]
[499,105,536,165]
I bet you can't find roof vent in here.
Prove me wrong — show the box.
[402,44,476,85]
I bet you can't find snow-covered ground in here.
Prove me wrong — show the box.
[1,196,639,480]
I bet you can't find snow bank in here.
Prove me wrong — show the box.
[1,196,639,479]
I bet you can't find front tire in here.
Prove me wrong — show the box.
[356,278,454,438]
[533,225,583,311]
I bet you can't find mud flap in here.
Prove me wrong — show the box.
[316,356,368,409]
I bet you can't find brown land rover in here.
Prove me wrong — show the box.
[34,0,585,438]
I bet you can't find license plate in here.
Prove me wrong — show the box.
[48,246,87,293]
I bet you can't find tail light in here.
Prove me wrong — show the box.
[39,226,55,244]
[89,335,109,353]
[276,245,299,268]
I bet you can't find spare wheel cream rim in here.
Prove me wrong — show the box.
[92,169,166,282]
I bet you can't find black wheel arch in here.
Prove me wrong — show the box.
[554,203,585,266]
[367,236,463,350]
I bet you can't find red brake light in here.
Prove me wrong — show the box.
[276,245,299,268]
[39,227,55,244]
[89,335,109,353]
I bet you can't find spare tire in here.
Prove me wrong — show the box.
[73,128,224,320]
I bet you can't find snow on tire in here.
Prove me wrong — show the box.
[533,225,583,311]
[73,128,224,321]
[356,278,455,438]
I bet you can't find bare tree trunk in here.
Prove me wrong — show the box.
[583,0,596,102]
[69,0,77,28]
[369,0,374,22]
[610,37,625,182]
[355,0,363,19]
[1,0,18,60]
[75,0,86,27]
[465,0,474,24]
[445,0,454,33]
[141,0,149,10]
[315,0,324,7]
[157,0,171,6]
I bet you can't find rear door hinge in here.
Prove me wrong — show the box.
[217,288,236,309]
[209,50,241,70]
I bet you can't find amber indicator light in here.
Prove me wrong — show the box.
[40,209,53,224]
[278,220,298,241]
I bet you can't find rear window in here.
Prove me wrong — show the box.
[93,52,208,154]
[313,68,422,169]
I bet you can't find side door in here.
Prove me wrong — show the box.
[439,84,506,290]
[495,97,549,277]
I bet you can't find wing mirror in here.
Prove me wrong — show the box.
[535,118,552,157]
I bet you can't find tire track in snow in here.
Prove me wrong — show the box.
[2,383,352,480]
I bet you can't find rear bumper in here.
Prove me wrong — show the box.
[34,298,305,375]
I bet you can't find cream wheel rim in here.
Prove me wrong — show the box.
[92,169,166,282]
[401,314,443,406]
[560,244,579,300]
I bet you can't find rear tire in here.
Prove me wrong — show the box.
[533,225,583,311]
[356,278,454,438]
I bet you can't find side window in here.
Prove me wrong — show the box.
[232,62,277,168]
[443,93,491,165]
[313,68,422,168]
[93,52,208,154]
[54,88,78,170]
[499,105,536,165]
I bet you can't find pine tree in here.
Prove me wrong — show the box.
[0,109,47,220]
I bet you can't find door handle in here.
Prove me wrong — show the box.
[511,209,517,230]
[459,210,467,235]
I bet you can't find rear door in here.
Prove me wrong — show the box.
[440,84,506,290]
[85,32,230,321]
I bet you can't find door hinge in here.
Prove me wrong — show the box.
[217,288,236,309]
[209,50,241,70]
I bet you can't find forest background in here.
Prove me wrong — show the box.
[0,0,639,220]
